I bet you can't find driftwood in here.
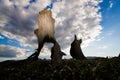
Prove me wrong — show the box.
[27,9,56,60]
[70,35,86,59]
[51,41,66,65]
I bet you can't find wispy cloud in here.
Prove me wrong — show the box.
[98,45,108,49]
[0,45,26,58]
[109,1,113,8]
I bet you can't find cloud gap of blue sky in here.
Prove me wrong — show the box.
[0,33,21,48]
[29,0,36,3]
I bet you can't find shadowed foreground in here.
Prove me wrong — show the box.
[0,57,120,80]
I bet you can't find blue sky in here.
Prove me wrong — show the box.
[83,0,120,57]
[100,0,120,55]
[0,0,120,61]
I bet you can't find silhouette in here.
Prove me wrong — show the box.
[27,9,56,60]
[51,41,66,65]
[70,35,86,59]
[118,53,120,57]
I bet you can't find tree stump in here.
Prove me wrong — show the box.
[51,41,66,66]
[27,9,56,60]
[70,35,86,59]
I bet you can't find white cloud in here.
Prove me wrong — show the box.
[0,45,26,58]
[106,30,114,36]
[52,0,103,49]
[10,0,30,7]
[109,1,113,8]
[98,45,108,49]
[0,0,103,58]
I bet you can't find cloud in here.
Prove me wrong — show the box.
[0,35,4,39]
[0,0,51,47]
[104,30,114,36]
[109,1,113,8]
[52,0,103,49]
[98,45,108,49]
[0,45,26,58]
[0,0,103,58]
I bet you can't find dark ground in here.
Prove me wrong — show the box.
[0,57,120,80]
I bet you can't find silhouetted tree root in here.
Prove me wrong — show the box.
[51,41,66,66]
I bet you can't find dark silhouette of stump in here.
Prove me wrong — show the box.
[118,53,120,57]
[27,29,56,60]
[51,41,66,66]
[70,35,86,59]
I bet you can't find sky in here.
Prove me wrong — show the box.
[0,0,120,61]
